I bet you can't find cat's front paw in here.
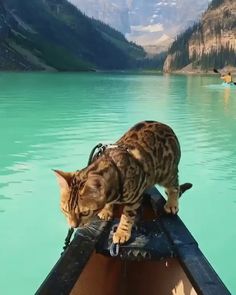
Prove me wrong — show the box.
[164,200,179,214]
[98,208,113,221]
[113,229,131,244]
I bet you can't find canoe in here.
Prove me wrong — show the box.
[35,186,231,295]
[222,82,236,88]
[205,83,236,90]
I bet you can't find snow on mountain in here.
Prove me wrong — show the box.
[68,0,210,53]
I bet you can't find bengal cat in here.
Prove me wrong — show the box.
[54,121,181,244]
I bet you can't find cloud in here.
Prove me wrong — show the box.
[130,23,164,33]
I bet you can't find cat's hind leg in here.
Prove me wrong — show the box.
[164,175,180,214]
[98,203,113,221]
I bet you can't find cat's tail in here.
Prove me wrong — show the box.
[179,183,193,198]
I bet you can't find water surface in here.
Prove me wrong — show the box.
[0,72,235,294]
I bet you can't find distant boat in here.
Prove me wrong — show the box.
[35,186,231,295]
[222,82,236,88]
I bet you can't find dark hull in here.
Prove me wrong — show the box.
[36,187,231,295]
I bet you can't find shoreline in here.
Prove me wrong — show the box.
[0,67,235,75]
[170,65,236,75]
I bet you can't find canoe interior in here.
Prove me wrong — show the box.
[70,252,197,295]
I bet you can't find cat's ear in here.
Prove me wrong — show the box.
[53,170,74,190]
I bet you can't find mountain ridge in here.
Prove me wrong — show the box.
[0,0,145,71]
[69,0,210,53]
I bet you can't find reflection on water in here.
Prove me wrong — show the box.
[223,87,231,109]
[0,72,236,294]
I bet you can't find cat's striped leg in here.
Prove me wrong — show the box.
[164,175,180,214]
[98,203,114,221]
[113,214,133,244]
[112,205,138,244]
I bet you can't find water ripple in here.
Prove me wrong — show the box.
[0,72,236,294]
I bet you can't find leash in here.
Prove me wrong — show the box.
[61,227,74,255]
[87,143,103,165]
[110,243,120,257]
[109,225,120,257]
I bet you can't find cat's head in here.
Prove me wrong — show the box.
[54,170,107,228]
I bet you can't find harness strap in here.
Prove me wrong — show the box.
[92,143,145,202]
[104,153,124,202]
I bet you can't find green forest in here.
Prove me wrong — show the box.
[0,0,147,71]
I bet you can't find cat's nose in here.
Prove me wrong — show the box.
[68,218,78,228]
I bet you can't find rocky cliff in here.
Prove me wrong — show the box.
[164,0,236,72]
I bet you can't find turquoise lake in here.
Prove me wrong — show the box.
[0,72,235,294]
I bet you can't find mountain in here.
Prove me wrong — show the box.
[163,0,236,72]
[68,0,130,35]
[69,0,210,53]
[0,0,145,71]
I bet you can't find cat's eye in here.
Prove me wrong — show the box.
[80,210,90,217]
